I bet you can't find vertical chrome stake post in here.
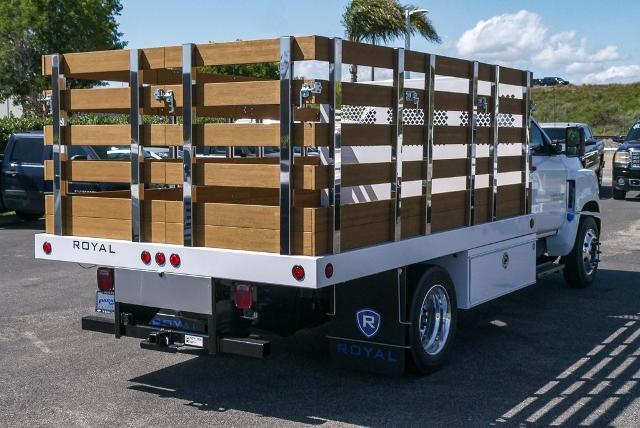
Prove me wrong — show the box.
[182,43,195,246]
[467,61,479,226]
[279,36,293,255]
[329,38,342,253]
[51,54,65,236]
[523,71,531,214]
[490,65,500,221]
[391,48,405,241]
[422,54,435,235]
[130,49,142,242]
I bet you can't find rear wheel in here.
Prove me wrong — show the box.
[563,216,600,288]
[613,188,626,200]
[408,267,457,374]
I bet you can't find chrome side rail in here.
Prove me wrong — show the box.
[182,43,195,246]
[279,36,294,255]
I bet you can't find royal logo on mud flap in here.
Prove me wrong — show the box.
[356,309,381,338]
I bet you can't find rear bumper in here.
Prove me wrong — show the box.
[81,315,270,358]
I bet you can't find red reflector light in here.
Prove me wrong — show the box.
[169,253,181,268]
[325,263,334,278]
[155,252,166,266]
[233,283,253,310]
[42,241,52,255]
[141,251,151,265]
[292,265,305,281]
[97,267,114,292]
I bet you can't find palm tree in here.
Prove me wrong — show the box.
[342,0,440,82]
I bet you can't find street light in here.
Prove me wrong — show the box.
[405,8,428,79]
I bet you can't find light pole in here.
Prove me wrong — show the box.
[405,8,428,79]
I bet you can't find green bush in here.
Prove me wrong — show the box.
[532,83,640,135]
[0,115,50,152]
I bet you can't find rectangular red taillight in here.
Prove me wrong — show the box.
[233,283,253,310]
[97,267,114,292]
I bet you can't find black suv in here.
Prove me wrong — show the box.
[612,121,640,200]
[533,77,570,86]
[1,131,119,220]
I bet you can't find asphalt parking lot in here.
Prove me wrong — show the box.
[1,164,639,427]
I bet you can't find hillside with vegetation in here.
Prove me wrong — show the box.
[532,83,640,136]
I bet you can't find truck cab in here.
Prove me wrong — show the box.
[531,120,600,284]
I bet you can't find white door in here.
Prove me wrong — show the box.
[530,122,568,234]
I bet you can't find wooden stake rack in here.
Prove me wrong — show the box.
[42,35,532,256]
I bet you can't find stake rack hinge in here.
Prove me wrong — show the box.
[299,80,323,108]
[154,88,176,114]
[405,89,419,109]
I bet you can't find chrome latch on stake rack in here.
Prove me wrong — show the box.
[299,81,323,108]
[478,96,488,113]
[405,90,419,109]
[154,88,175,114]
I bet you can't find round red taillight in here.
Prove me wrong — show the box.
[140,251,151,265]
[325,263,334,278]
[169,253,181,267]
[155,252,166,266]
[292,265,305,281]
[42,241,52,255]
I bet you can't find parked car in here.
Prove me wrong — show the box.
[533,77,570,86]
[1,132,122,221]
[541,122,605,187]
[612,120,640,200]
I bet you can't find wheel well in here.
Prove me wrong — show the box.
[581,200,601,231]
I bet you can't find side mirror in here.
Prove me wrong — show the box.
[565,127,585,157]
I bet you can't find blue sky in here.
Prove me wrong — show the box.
[118,0,640,84]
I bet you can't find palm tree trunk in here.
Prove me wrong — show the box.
[350,64,358,82]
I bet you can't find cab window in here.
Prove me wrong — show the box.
[530,123,546,154]
[10,137,44,164]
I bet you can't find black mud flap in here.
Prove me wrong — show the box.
[327,269,410,376]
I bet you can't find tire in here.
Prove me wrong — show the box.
[16,211,42,222]
[408,266,457,374]
[563,216,600,288]
[613,188,626,200]
[597,169,603,188]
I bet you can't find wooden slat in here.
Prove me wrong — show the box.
[43,36,330,77]
[499,97,523,115]
[498,156,523,173]
[60,80,327,112]
[498,127,525,142]
[340,124,424,147]
[499,67,527,86]
[342,83,393,107]
[342,124,392,146]
[435,56,472,79]
[431,190,466,232]
[432,127,492,145]
[342,40,394,69]
[434,91,470,111]
[433,159,467,179]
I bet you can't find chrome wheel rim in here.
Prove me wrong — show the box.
[582,228,599,276]
[418,284,452,356]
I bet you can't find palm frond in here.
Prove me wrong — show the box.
[342,0,441,45]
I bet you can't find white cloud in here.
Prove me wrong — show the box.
[582,65,640,84]
[456,10,622,82]
[457,10,545,62]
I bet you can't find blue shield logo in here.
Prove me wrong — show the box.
[356,309,381,338]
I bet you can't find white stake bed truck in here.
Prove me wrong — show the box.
[34,35,601,375]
